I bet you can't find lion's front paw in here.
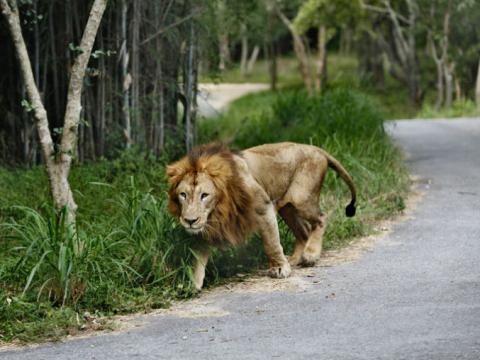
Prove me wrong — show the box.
[268,262,291,279]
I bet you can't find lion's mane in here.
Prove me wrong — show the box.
[166,143,255,247]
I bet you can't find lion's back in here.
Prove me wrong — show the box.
[240,142,326,202]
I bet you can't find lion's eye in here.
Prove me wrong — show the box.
[179,192,187,199]
[201,193,209,200]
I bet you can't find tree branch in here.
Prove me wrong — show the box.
[360,0,411,24]
[140,10,200,46]
[60,0,108,162]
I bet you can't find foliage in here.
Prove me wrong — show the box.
[293,0,362,34]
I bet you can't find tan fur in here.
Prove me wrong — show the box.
[167,142,357,289]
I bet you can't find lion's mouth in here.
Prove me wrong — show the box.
[185,226,203,234]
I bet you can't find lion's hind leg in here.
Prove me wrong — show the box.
[279,203,311,266]
[301,213,327,267]
[280,156,327,267]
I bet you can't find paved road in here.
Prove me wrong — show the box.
[197,83,269,117]
[2,118,480,359]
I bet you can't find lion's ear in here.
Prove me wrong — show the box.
[166,159,189,185]
[199,155,233,179]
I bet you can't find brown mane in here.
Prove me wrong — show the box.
[166,143,254,247]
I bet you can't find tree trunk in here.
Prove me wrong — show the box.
[240,24,248,77]
[267,9,277,91]
[434,61,444,110]
[184,21,197,152]
[444,62,454,108]
[454,75,461,102]
[475,58,480,108]
[428,31,444,110]
[218,34,230,71]
[121,0,132,148]
[131,0,141,145]
[246,45,260,75]
[315,25,327,93]
[276,9,312,95]
[0,0,108,224]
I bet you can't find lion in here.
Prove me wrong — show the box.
[166,142,356,290]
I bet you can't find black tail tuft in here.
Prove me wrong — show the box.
[345,202,356,217]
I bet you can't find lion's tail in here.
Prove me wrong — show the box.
[320,150,357,217]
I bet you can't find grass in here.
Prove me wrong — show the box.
[417,99,479,119]
[1,69,410,345]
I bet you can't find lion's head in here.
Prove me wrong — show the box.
[166,143,254,246]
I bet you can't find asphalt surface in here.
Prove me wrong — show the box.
[2,118,480,359]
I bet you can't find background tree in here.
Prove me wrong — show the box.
[0,0,108,223]
[361,0,423,105]
[293,0,362,92]
[0,0,204,166]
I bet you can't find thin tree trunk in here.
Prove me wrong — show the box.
[96,34,106,157]
[131,0,141,145]
[444,62,454,108]
[218,34,230,71]
[276,9,312,95]
[435,62,444,110]
[49,2,62,124]
[315,25,327,93]
[246,45,260,75]
[454,75,461,102]
[121,0,132,148]
[267,9,277,91]
[240,24,248,77]
[428,32,444,110]
[475,58,480,108]
[184,21,196,151]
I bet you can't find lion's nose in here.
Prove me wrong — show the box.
[184,217,199,226]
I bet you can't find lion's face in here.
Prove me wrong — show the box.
[174,172,218,234]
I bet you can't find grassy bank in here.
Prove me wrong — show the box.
[0,88,409,344]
